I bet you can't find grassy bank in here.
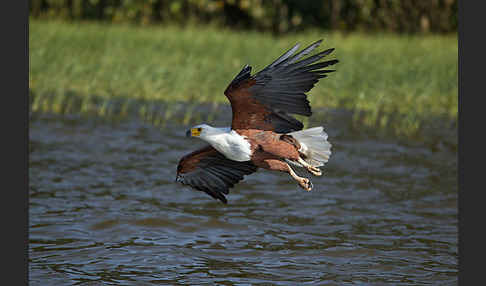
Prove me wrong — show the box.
[29,20,457,136]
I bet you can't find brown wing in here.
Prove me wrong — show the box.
[224,40,338,133]
[176,145,258,204]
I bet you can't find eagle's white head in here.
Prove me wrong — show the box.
[186,124,231,139]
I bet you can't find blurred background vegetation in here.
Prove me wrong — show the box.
[30,0,457,34]
[29,0,458,146]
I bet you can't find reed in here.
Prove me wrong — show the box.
[30,20,457,137]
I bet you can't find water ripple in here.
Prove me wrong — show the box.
[29,115,457,285]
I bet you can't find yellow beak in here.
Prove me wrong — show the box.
[190,128,201,137]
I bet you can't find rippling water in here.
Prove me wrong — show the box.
[29,113,457,285]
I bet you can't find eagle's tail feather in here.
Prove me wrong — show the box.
[288,127,332,168]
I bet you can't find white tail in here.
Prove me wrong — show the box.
[288,126,332,167]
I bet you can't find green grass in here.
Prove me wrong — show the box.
[29,20,457,136]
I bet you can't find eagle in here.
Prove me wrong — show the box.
[176,40,338,204]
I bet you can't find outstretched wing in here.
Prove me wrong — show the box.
[224,40,338,133]
[176,145,258,204]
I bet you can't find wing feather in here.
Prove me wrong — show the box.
[262,43,301,71]
[224,40,338,133]
[176,145,257,204]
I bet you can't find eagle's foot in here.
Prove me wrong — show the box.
[287,162,313,192]
[297,157,322,176]
[298,178,313,191]
[307,166,322,176]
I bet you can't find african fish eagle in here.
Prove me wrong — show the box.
[176,40,338,204]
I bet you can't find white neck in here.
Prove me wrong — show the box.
[200,127,252,162]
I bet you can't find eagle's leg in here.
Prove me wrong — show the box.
[254,157,313,191]
[297,157,322,176]
[287,163,313,191]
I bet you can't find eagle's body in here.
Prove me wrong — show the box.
[176,40,338,204]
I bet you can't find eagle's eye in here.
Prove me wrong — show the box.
[197,128,202,132]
